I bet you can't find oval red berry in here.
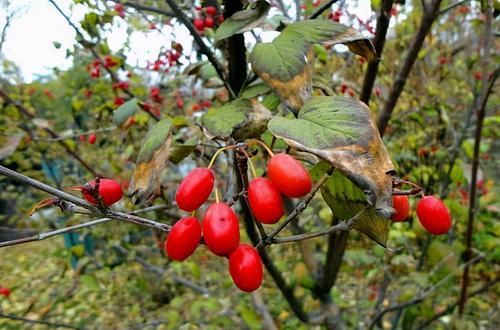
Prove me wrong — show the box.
[229,244,263,292]
[82,179,123,206]
[203,203,240,256]
[391,195,410,222]
[0,286,11,298]
[248,177,284,224]
[267,153,312,198]
[416,196,452,235]
[88,133,97,145]
[165,217,202,261]
[176,168,214,211]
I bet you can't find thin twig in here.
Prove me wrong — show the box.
[272,207,366,244]
[369,252,485,329]
[109,0,174,17]
[0,165,171,238]
[256,168,333,250]
[438,0,471,16]
[0,313,82,330]
[34,127,117,142]
[309,0,340,19]
[416,277,499,329]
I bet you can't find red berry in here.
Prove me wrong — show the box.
[165,217,202,261]
[205,6,217,16]
[114,3,125,18]
[391,195,410,222]
[193,18,205,31]
[203,203,240,256]
[88,133,97,145]
[474,72,482,81]
[416,196,452,235]
[229,244,263,292]
[204,16,214,29]
[114,97,125,106]
[176,97,184,109]
[267,154,312,198]
[79,135,87,142]
[0,287,11,298]
[248,178,284,224]
[192,103,202,112]
[340,83,348,94]
[175,168,214,211]
[82,179,123,206]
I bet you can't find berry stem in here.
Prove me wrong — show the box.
[240,148,258,179]
[215,187,220,203]
[248,139,275,157]
[208,145,237,169]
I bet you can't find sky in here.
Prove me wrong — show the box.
[0,0,374,82]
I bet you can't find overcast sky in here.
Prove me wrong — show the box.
[1,0,374,82]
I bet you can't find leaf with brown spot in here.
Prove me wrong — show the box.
[128,119,172,204]
[269,96,394,218]
[250,20,377,113]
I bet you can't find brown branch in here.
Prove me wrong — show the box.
[459,1,496,314]
[0,89,102,177]
[163,0,235,98]
[320,216,349,291]
[359,0,394,104]
[0,165,171,238]
[376,0,443,136]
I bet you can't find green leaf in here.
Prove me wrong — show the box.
[113,98,139,125]
[169,139,198,164]
[129,119,172,204]
[240,83,271,99]
[268,96,394,217]
[250,20,376,112]
[80,274,100,291]
[214,1,271,43]
[318,167,390,247]
[202,98,272,140]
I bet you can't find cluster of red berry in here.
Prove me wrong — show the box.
[87,56,119,79]
[391,195,452,235]
[165,167,261,292]
[78,133,97,145]
[193,6,221,32]
[146,47,182,72]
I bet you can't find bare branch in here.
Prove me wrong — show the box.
[376,0,443,136]
[251,291,278,330]
[359,0,394,104]
[0,165,171,240]
[459,0,496,314]
[272,207,366,244]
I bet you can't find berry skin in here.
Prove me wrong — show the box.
[248,178,284,224]
[267,153,312,198]
[82,179,123,206]
[175,168,214,211]
[165,217,202,261]
[416,196,452,235]
[391,195,410,222]
[193,18,205,31]
[203,203,240,256]
[0,286,11,298]
[229,244,263,292]
[205,6,217,16]
[88,133,97,145]
[204,16,214,29]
